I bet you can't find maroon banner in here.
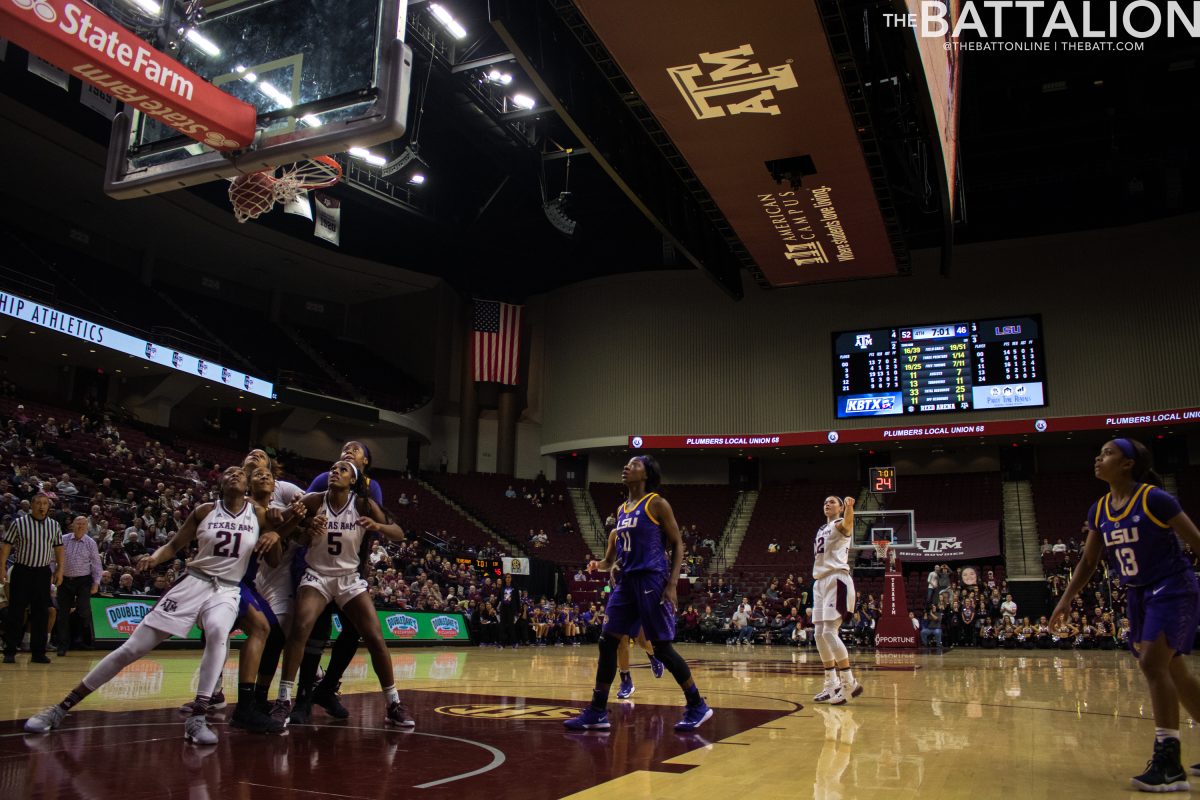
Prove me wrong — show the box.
[901,521,1001,563]
[572,0,898,287]
[628,405,1200,449]
[875,568,917,649]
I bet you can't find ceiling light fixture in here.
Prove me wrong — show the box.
[186,29,221,57]
[256,80,293,108]
[429,3,468,39]
[512,93,536,110]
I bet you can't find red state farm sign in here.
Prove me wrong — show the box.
[1,0,255,151]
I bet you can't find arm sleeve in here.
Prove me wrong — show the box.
[306,472,329,493]
[1145,487,1183,526]
[1085,501,1099,531]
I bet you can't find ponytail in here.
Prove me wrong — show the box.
[1116,438,1164,488]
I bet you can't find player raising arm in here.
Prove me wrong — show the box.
[811,495,863,705]
[1051,438,1200,793]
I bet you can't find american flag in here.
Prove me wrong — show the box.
[473,299,523,385]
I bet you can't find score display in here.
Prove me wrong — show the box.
[833,315,1047,418]
[869,467,897,494]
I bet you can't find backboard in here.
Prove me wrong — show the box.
[103,0,411,198]
[850,509,916,551]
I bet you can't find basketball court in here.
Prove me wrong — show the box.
[0,0,1197,798]
[0,645,1174,798]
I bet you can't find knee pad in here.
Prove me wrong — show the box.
[599,633,621,657]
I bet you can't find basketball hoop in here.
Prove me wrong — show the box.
[228,156,342,223]
[873,539,891,561]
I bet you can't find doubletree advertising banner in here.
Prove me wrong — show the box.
[92,596,469,644]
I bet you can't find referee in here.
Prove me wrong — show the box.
[1,493,64,664]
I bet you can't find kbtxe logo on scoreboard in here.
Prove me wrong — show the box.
[667,44,798,120]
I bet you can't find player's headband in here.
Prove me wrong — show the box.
[1113,438,1136,459]
[336,461,359,481]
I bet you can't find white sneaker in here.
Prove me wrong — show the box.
[813,684,838,703]
[25,705,66,734]
[184,715,219,745]
[842,678,863,699]
[829,685,848,706]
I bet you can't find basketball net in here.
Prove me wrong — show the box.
[873,539,891,568]
[228,155,342,223]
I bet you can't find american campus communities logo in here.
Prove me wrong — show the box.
[386,613,419,639]
[631,436,644,449]
[667,44,799,120]
[884,1,1200,52]
[105,601,152,634]
[431,615,462,639]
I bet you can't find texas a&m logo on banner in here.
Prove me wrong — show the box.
[667,44,798,120]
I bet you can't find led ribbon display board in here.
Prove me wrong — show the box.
[629,406,1200,449]
[0,291,275,399]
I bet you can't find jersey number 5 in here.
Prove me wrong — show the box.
[328,531,343,556]
[1115,546,1139,577]
[214,531,242,558]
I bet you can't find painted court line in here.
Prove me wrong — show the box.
[240,782,376,800]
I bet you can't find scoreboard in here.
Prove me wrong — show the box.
[455,556,503,576]
[869,466,897,494]
[833,315,1047,418]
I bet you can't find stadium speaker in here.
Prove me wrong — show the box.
[765,154,817,189]
[542,191,577,237]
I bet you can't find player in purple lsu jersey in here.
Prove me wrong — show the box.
[1052,438,1200,792]
[564,456,713,731]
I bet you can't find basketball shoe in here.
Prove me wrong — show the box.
[649,654,665,679]
[312,684,350,720]
[179,690,226,715]
[616,674,635,699]
[386,700,416,728]
[675,701,713,731]
[24,705,66,734]
[1132,738,1189,792]
[563,707,611,730]
[230,704,286,734]
[269,699,293,730]
[184,715,219,745]
[813,681,841,703]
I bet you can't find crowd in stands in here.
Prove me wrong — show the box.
[8,390,1199,657]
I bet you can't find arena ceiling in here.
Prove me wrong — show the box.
[0,0,1197,303]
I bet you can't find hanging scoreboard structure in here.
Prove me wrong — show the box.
[833,315,1047,418]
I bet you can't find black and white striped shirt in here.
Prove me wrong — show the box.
[2,514,64,567]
